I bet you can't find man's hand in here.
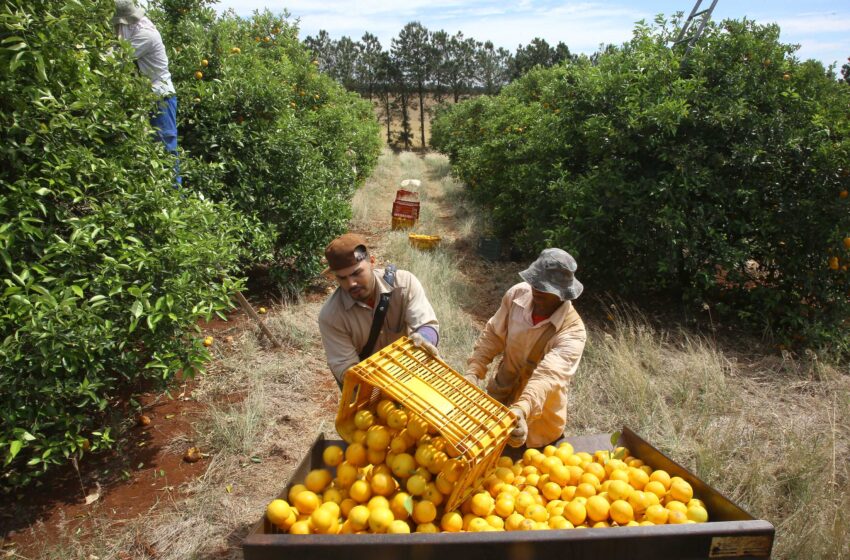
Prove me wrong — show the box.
[462,372,480,387]
[410,331,440,359]
[508,406,528,447]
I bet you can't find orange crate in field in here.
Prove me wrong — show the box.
[336,336,515,512]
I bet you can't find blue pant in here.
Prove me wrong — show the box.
[151,95,182,186]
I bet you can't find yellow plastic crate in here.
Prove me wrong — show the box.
[408,233,441,251]
[336,336,515,512]
[391,216,416,230]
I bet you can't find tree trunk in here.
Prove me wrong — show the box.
[418,82,426,149]
[384,94,392,145]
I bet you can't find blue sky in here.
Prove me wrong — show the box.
[213,1,850,71]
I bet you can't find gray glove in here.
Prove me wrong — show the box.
[410,331,440,359]
[508,406,528,448]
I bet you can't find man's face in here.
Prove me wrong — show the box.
[333,257,375,302]
[531,287,563,315]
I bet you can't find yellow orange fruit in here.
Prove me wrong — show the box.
[368,507,394,533]
[564,500,587,526]
[669,479,694,503]
[348,504,371,530]
[441,511,463,532]
[687,505,709,523]
[266,499,292,527]
[412,500,437,524]
[344,443,367,467]
[348,480,371,503]
[354,410,374,430]
[322,445,344,467]
[288,520,311,534]
[609,500,634,525]
[305,469,332,494]
[310,507,337,533]
[586,495,610,523]
[293,490,320,515]
[387,519,410,534]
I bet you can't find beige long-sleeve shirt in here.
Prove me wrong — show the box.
[319,268,439,383]
[467,282,586,447]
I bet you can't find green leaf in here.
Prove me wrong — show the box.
[404,495,414,516]
[130,300,143,318]
[610,431,621,449]
[9,440,22,461]
[71,285,84,298]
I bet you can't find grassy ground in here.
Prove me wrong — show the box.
[18,150,850,559]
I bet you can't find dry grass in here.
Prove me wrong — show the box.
[25,151,850,560]
[571,301,850,559]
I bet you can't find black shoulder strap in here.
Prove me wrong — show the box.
[358,265,398,361]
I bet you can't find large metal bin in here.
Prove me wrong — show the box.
[243,426,774,560]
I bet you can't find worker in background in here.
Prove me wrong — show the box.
[112,0,181,185]
[465,248,587,448]
[319,233,440,388]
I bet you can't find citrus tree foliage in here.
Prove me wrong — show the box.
[431,17,850,348]
[0,0,246,489]
[152,2,382,289]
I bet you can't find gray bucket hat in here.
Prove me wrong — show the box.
[112,0,145,26]
[519,248,584,301]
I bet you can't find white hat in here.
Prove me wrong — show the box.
[519,248,584,301]
[112,0,145,26]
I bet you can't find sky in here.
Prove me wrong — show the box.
[212,1,850,71]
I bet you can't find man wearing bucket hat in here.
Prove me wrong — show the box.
[465,248,587,448]
[112,0,181,184]
[318,233,440,388]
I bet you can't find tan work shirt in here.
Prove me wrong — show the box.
[467,282,586,447]
[319,268,439,383]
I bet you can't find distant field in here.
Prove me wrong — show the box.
[372,93,469,150]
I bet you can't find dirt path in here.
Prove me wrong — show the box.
[3,150,490,560]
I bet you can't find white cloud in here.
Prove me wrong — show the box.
[213,1,849,68]
[774,13,850,34]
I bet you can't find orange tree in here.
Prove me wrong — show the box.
[151,2,381,289]
[431,17,850,350]
[0,0,247,490]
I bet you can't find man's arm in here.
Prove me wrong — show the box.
[513,311,586,420]
[401,271,439,343]
[318,311,360,385]
[466,287,513,379]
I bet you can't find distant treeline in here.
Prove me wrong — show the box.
[304,22,574,148]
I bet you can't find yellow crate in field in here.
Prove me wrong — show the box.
[391,216,416,230]
[408,233,441,251]
[336,336,515,512]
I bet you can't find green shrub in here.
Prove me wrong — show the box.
[153,3,382,289]
[0,0,245,490]
[431,17,850,349]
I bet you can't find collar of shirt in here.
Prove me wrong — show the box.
[340,268,393,311]
[513,284,573,328]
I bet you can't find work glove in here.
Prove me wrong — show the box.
[508,406,528,448]
[410,331,440,359]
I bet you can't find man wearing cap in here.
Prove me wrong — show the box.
[465,248,587,448]
[319,233,440,388]
[112,0,181,184]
